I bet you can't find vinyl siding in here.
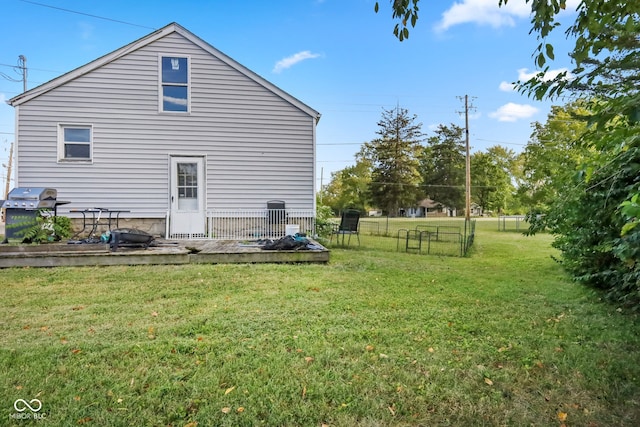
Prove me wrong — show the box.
[15,31,316,217]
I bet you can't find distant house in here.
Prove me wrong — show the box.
[8,23,320,238]
[405,199,457,217]
[470,203,483,216]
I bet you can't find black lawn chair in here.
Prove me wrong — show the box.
[330,209,360,246]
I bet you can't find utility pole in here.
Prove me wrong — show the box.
[19,55,27,92]
[2,142,13,223]
[4,142,13,199]
[464,95,471,221]
[457,95,476,221]
[319,167,323,204]
[0,56,27,92]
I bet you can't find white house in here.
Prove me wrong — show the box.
[8,23,320,238]
[405,198,457,217]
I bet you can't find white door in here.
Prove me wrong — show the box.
[170,156,205,238]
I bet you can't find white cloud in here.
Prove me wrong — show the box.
[497,68,573,93]
[273,51,321,73]
[517,67,574,82]
[435,0,529,32]
[435,0,581,32]
[489,103,538,122]
[499,81,515,92]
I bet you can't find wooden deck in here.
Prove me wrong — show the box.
[0,239,329,268]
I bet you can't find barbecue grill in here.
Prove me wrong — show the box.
[1,187,70,242]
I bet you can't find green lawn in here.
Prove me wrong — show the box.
[1,222,639,426]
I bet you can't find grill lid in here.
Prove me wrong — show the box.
[7,187,57,200]
[2,187,58,209]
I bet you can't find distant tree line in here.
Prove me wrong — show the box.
[319,106,519,217]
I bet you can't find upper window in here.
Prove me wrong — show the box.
[58,125,92,162]
[160,56,189,112]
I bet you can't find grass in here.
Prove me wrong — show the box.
[1,221,640,426]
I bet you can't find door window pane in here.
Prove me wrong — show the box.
[177,163,198,210]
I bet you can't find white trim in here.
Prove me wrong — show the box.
[312,115,317,213]
[13,105,19,187]
[57,123,93,163]
[169,155,206,237]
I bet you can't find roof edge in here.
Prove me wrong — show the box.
[8,22,321,122]
[170,23,320,122]
[8,24,173,106]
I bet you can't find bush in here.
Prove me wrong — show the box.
[314,204,335,240]
[9,212,72,243]
[541,144,640,308]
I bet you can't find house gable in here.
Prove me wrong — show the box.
[9,23,320,122]
[8,23,320,219]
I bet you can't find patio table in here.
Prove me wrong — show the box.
[70,208,130,239]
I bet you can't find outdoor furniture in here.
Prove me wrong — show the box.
[70,207,130,239]
[330,209,360,246]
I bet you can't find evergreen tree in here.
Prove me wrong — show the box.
[359,107,424,216]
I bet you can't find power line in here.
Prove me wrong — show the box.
[19,0,156,30]
[316,178,502,189]
[475,138,527,146]
[317,142,364,146]
[0,56,26,90]
[0,63,63,74]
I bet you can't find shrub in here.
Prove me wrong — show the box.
[314,204,335,240]
[9,212,72,243]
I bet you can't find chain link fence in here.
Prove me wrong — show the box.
[328,216,476,257]
[497,215,527,231]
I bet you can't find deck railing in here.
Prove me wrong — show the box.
[206,208,316,240]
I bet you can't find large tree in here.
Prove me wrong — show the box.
[419,124,466,210]
[359,107,424,216]
[319,158,372,215]
[517,102,591,211]
[470,146,515,214]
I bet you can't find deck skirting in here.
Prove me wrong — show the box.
[0,240,329,268]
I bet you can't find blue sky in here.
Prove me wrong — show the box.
[0,0,579,192]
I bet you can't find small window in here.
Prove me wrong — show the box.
[160,56,189,112]
[58,125,92,161]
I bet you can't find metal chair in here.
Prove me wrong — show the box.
[330,209,360,246]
